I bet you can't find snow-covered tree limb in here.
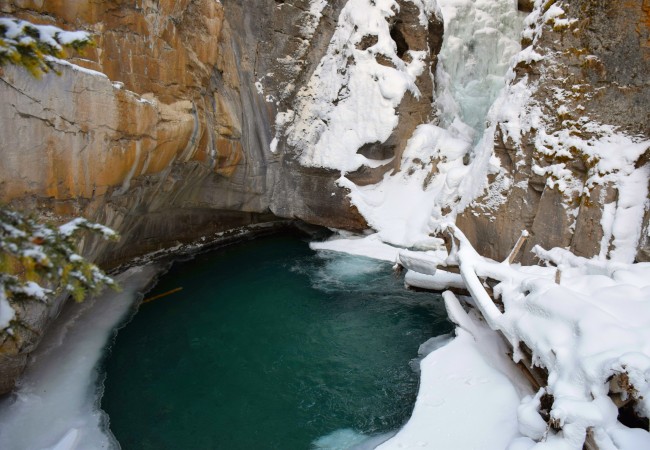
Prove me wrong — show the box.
[0,207,118,334]
[0,17,92,77]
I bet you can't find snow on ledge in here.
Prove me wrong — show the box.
[310,232,447,263]
[310,233,402,262]
[44,56,108,79]
[277,0,434,173]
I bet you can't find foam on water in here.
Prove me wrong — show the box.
[301,252,390,293]
[0,265,160,450]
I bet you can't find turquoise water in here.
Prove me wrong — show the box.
[101,235,451,449]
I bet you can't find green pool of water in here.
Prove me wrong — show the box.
[101,234,452,449]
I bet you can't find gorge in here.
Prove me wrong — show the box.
[0,0,649,448]
[0,234,454,449]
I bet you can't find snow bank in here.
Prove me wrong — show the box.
[0,265,160,450]
[379,292,530,450]
[322,221,650,449]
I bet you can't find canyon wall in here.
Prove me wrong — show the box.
[456,0,650,264]
[0,0,271,266]
[0,0,648,392]
[0,0,447,260]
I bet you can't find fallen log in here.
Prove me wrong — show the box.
[408,224,650,449]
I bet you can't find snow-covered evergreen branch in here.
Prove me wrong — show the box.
[0,207,118,334]
[0,17,92,77]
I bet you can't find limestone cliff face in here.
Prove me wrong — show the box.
[457,0,650,264]
[0,0,347,261]
[0,0,283,390]
[0,0,444,255]
[0,0,261,263]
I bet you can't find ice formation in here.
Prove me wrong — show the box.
[333,0,525,247]
[0,266,159,450]
[436,225,650,449]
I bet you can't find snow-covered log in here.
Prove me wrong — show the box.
[432,224,650,449]
[404,269,465,292]
[397,249,444,276]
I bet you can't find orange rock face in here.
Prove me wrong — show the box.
[2,0,223,97]
[0,0,242,205]
[0,64,196,201]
